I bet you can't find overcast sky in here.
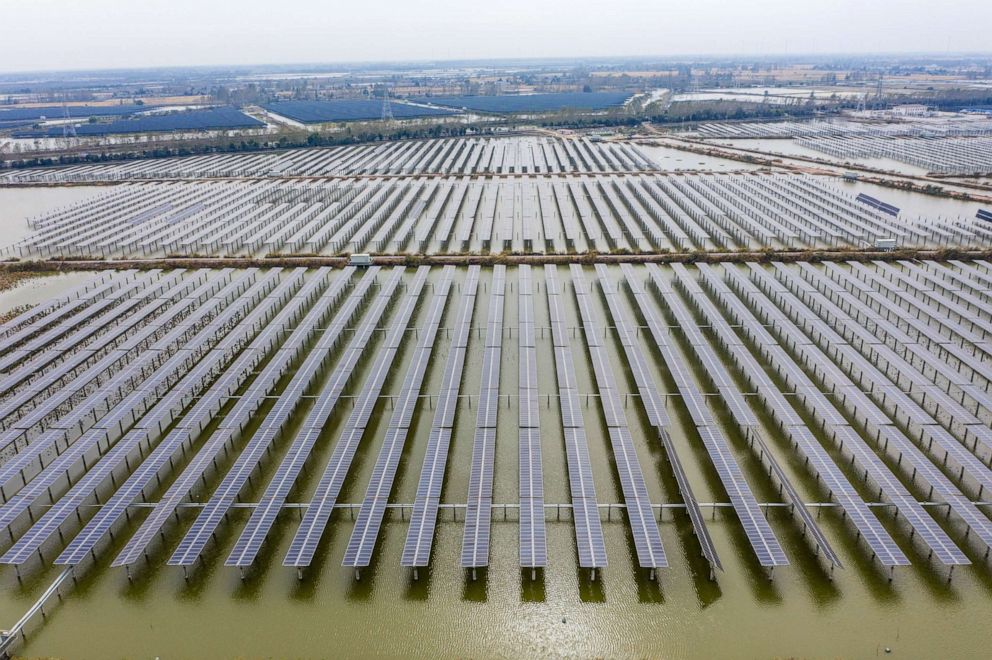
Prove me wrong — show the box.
[1,0,990,74]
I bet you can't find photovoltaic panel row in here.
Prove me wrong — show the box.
[285,267,430,568]
[720,264,969,567]
[614,264,723,573]
[403,266,481,568]
[545,265,606,569]
[461,265,506,569]
[0,270,208,426]
[343,267,455,568]
[517,265,547,569]
[53,270,334,567]
[668,263,842,569]
[5,270,309,566]
[96,268,368,568]
[630,264,787,568]
[6,269,301,566]
[761,263,992,554]
[226,268,393,568]
[572,264,666,569]
[0,269,259,493]
[168,268,353,566]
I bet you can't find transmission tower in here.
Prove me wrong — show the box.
[856,93,867,114]
[61,97,77,148]
[381,85,394,122]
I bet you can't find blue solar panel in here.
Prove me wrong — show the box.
[461,266,505,569]
[285,267,430,568]
[35,270,312,567]
[545,265,607,569]
[571,265,665,569]
[89,270,360,569]
[402,267,480,568]
[723,262,972,567]
[517,265,546,569]
[342,268,454,568]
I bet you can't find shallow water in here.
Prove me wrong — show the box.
[0,185,113,252]
[640,144,770,173]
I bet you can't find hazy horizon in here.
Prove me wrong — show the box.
[2,0,991,75]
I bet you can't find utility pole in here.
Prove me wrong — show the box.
[61,96,77,149]
[381,84,394,122]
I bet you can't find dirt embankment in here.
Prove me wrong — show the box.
[0,270,55,323]
[3,248,991,274]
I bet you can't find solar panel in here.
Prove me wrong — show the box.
[784,425,907,567]
[0,271,190,397]
[636,264,787,567]
[170,271,354,566]
[285,267,430,568]
[568,265,666,570]
[461,266,506,569]
[1,269,250,439]
[729,265,973,566]
[402,267,480,568]
[342,267,454,569]
[545,265,607,569]
[45,269,322,567]
[93,269,374,568]
[517,266,547,569]
[614,263,722,571]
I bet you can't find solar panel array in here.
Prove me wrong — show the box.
[7,172,985,260]
[767,262,992,551]
[0,268,257,469]
[402,267,481,568]
[572,265,667,570]
[226,267,388,568]
[544,265,607,569]
[88,269,342,567]
[799,136,992,176]
[461,265,506,569]
[694,261,906,569]
[1,137,650,184]
[668,263,842,569]
[721,264,971,566]
[2,261,992,585]
[614,264,723,573]
[633,264,788,567]
[285,267,429,568]
[517,266,547,569]
[49,270,325,566]
[692,117,992,140]
[7,269,296,565]
[168,267,353,566]
[343,267,455,569]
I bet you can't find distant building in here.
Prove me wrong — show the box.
[890,104,929,117]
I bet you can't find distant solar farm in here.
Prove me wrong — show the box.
[261,92,633,123]
[13,107,265,137]
[417,91,632,113]
[262,100,455,123]
[0,103,158,122]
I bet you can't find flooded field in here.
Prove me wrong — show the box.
[3,262,992,658]
[716,138,934,177]
[638,144,770,173]
[0,185,113,252]
[3,171,985,259]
